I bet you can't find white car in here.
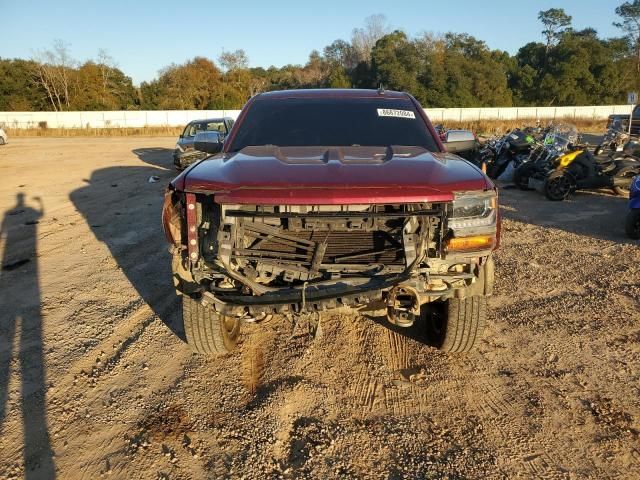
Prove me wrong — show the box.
[0,127,7,145]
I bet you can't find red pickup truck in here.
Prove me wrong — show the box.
[163,89,499,355]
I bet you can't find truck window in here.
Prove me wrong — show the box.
[228,97,438,152]
[184,121,226,137]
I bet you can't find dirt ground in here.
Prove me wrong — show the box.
[0,137,639,480]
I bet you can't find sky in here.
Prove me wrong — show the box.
[0,0,623,85]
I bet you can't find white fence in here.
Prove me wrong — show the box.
[0,110,241,129]
[0,105,634,129]
[425,105,634,122]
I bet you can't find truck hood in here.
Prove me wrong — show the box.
[174,146,490,205]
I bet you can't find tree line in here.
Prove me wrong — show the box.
[1,3,639,112]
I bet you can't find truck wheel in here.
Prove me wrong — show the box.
[427,296,487,353]
[183,295,240,355]
[626,210,640,239]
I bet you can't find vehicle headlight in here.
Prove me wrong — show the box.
[446,191,498,253]
[448,191,497,232]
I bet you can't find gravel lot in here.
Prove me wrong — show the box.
[0,137,639,479]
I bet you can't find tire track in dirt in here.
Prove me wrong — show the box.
[384,329,411,372]
[461,362,610,479]
[347,318,385,417]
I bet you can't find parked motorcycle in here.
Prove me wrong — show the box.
[512,124,579,190]
[543,149,640,201]
[594,122,630,156]
[618,138,640,161]
[625,175,640,239]
[480,128,537,179]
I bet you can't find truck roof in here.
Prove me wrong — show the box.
[256,89,409,100]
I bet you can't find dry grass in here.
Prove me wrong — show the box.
[444,117,607,135]
[5,126,183,137]
[4,117,607,138]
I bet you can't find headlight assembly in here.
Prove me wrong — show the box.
[448,190,497,232]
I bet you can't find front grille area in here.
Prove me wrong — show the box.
[249,228,405,266]
[216,203,443,285]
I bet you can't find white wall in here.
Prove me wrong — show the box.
[0,110,242,129]
[424,105,634,122]
[0,105,633,129]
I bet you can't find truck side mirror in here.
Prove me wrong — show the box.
[442,130,478,154]
[193,131,223,154]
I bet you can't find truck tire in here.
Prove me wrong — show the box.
[428,296,487,353]
[183,295,240,355]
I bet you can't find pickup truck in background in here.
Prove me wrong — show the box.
[162,89,499,357]
[607,104,640,135]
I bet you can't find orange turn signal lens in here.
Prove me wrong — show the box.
[446,235,495,252]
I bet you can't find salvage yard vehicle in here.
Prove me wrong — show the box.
[0,127,7,145]
[173,117,234,169]
[162,89,499,356]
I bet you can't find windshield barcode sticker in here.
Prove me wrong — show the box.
[377,108,416,119]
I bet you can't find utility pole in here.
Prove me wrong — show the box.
[628,91,637,136]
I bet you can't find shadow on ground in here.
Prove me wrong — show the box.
[69,147,184,340]
[0,193,56,479]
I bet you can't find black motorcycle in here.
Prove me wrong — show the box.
[543,149,640,201]
[512,124,579,190]
[482,128,536,179]
[594,124,630,156]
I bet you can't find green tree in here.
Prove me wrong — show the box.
[513,31,629,105]
[218,49,252,108]
[538,8,572,50]
[615,0,640,78]
[441,33,512,107]
[141,57,223,109]
[370,31,426,101]
[72,61,137,110]
[0,58,49,111]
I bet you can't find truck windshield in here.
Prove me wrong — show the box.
[184,120,226,137]
[227,97,439,152]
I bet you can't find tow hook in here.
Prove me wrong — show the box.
[386,286,420,328]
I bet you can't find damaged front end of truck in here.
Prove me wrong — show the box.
[163,188,497,330]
